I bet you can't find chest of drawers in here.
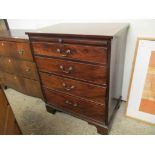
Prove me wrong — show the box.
[27,23,129,134]
[0,30,43,98]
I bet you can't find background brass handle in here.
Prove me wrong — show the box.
[56,48,71,57]
[59,65,73,74]
[8,59,11,63]
[62,83,75,91]
[25,68,31,72]
[18,49,24,55]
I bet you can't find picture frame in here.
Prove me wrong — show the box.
[126,38,155,124]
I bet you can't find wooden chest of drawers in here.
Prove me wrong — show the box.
[27,23,129,134]
[0,30,43,98]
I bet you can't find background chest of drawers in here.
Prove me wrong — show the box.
[0,30,43,98]
[27,23,129,134]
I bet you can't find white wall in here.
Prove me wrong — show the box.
[7,19,58,29]
[122,20,155,100]
[7,19,155,100]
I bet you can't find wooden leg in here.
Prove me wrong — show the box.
[1,85,8,90]
[88,122,109,135]
[95,125,109,135]
[46,105,57,114]
[4,85,8,90]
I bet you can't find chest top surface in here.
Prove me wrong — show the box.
[26,23,129,39]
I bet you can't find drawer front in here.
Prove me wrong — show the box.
[40,72,106,103]
[44,88,105,122]
[0,57,39,80]
[35,57,107,85]
[32,42,108,64]
[0,41,33,61]
[0,71,43,98]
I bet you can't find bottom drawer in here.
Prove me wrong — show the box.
[44,88,105,123]
[0,71,43,98]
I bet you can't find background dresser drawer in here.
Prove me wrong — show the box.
[0,71,43,98]
[35,56,107,85]
[0,57,39,80]
[32,42,108,64]
[44,88,105,122]
[0,41,33,61]
[40,72,106,103]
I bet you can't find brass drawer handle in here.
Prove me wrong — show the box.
[8,59,11,63]
[25,68,31,72]
[59,65,73,74]
[56,48,71,57]
[18,49,24,55]
[62,82,75,91]
[65,100,78,107]
[1,42,4,46]
[65,100,72,105]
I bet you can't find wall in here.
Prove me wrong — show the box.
[7,19,58,29]
[7,19,155,100]
[122,20,155,100]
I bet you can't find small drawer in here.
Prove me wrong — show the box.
[0,57,39,80]
[35,56,107,85]
[0,41,33,61]
[32,42,108,64]
[44,88,105,122]
[40,72,106,103]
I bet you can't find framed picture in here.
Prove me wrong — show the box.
[126,38,155,124]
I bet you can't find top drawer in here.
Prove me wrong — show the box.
[32,42,108,65]
[0,41,33,61]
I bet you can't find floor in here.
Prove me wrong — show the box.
[4,88,155,135]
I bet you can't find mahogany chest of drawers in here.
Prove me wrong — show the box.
[0,30,43,98]
[27,23,129,134]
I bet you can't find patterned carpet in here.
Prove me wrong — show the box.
[4,88,155,135]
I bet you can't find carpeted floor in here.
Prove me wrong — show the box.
[4,88,155,135]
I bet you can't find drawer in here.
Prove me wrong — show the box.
[32,42,108,64]
[0,41,33,61]
[35,56,107,85]
[0,71,43,98]
[0,57,39,80]
[40,72,106,103]
[44,88,105,122]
